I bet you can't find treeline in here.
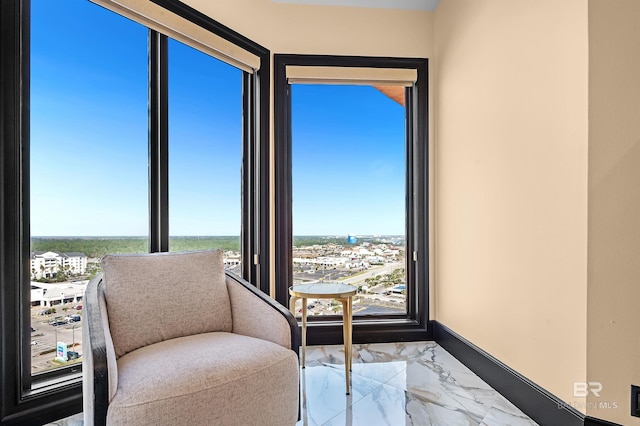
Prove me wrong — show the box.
[293,236,349,247]
[293,235,404,247]
[169,236,240,253]
[31,235,404,258]
[31,236,241,258]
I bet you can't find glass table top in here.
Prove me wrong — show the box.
[289,283,357,298]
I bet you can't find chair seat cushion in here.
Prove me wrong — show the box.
[107,332,299,426]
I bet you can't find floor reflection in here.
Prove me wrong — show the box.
[297,341,538,426]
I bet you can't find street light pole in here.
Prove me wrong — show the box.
[54,325,58,362]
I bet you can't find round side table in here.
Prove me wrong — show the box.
[289,282,357,394]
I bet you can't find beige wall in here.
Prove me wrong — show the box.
[588,0,640,423]
[433,0,589,408]
[184,0,433,57]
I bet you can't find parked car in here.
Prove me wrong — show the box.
[49,320,67,326]
[31,341,37,346]
[65,315,81,323]
[67,351,80,361]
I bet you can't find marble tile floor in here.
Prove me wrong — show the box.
[48,341,538,426]
[296,341,539,426]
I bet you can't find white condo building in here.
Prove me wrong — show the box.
[30,251,88,280]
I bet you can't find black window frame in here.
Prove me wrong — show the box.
[273,54,431,346]
[0,0,270,423]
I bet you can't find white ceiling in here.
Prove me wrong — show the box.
[272,0,441,11]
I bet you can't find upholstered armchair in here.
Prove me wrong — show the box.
[83,250,300,426]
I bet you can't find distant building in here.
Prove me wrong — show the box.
[30,281,86,307]
[390,284,406,295]
[293,256,347,268]
[345,259,370,269]
[30,251,87,280]
[223,252,241,268]
[366,256,384,265]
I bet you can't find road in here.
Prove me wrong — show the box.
[339,262,403,285]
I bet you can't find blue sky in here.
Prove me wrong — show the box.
[30,0,405,237]
[292,84,405,235]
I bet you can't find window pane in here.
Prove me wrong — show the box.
[167,39,242,276]
[291,84,407,317]
[30,0,147,374]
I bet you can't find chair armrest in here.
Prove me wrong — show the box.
[83,275,114,426]
[226,272,300,357]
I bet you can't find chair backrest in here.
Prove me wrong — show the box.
[102,250,232,358]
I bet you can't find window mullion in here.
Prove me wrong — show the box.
[405,85,416,319]
[149,30,169,253]
[241,71,255,282]
[415,63,430,329]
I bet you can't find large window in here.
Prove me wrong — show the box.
[30,0,148,376]
[168,39,242,276]
[0,0,269,423]
[291,84,408,316]
[275,55,430,345]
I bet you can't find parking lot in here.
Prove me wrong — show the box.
[30,304,83,374]
[293,265,352,283]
